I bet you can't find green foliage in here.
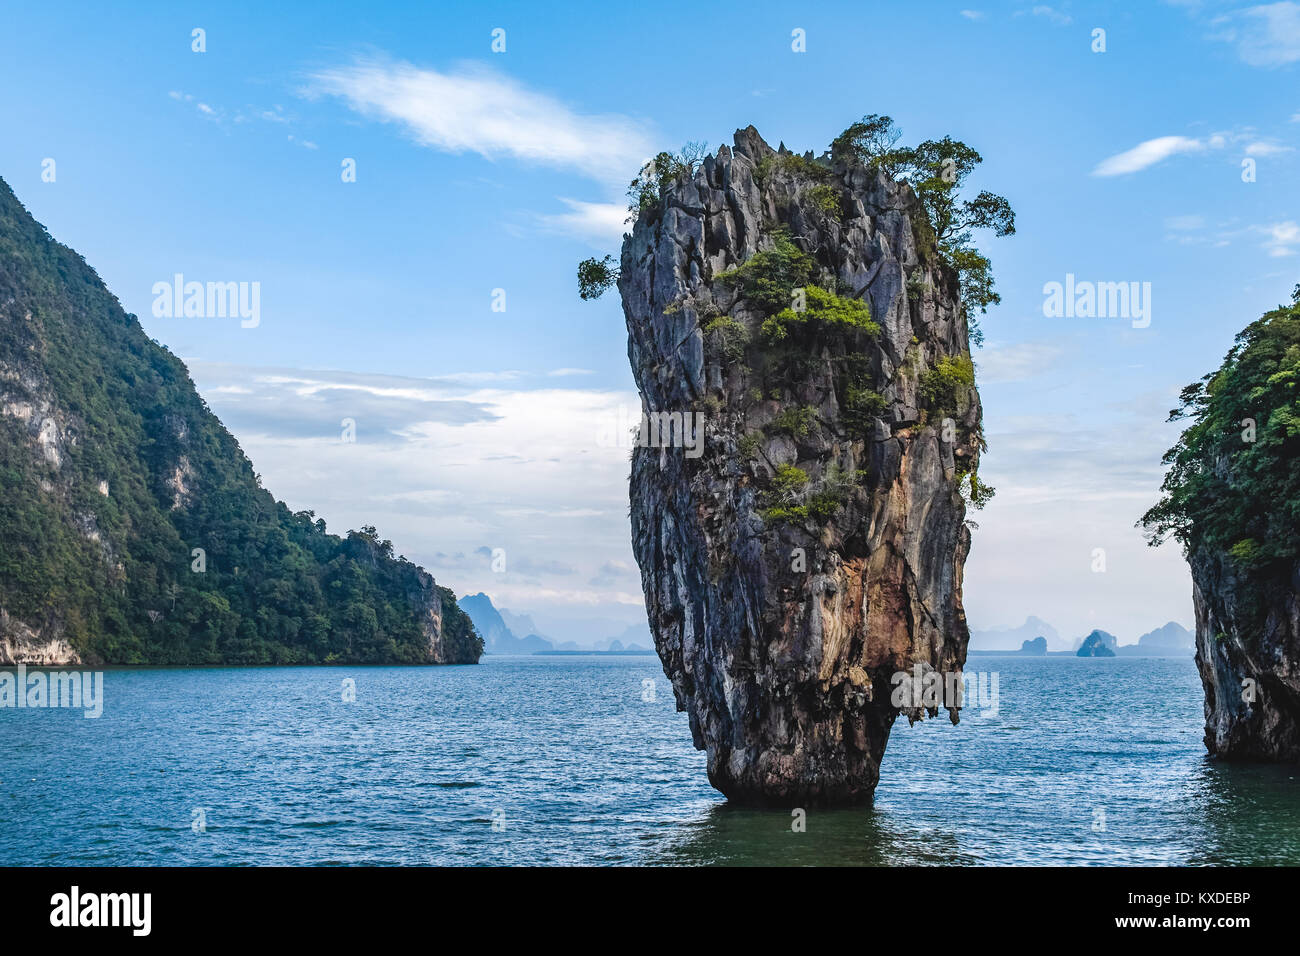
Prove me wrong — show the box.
[737,432,762,460]
[771,405,820,438]
[759,464,811,522]
[577,254,620,301]
[627,142,709,217]
[0,179,482,666]
[578,141,706,301]
[830,114,907,177]
[832,115,1014,349]
[919,356,975,414]
[717,228,816,314]
[698,393,724,416]
[1141,300,1300,587]
[754,151,832,186]
[807,465,862,522]
[956,465,995,510]
[761,285,879,343]
[842,386,888,433]
[760,462,861,524]
[702,315,750,364]
[1228,538,1262,566]
[808,184,843,221]
[946,247,997,347]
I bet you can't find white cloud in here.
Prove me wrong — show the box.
[960,9,986,20]
[1261,220,1300,256]
[305,57,651,183]
[965,393,1193,641]
[540,198,629,244]
[1231,2,1300,66]
[187,361,648,627]
[1244,140,1293,155]
[977,342,1064,383]
[1030,5,1073,26]
[1092,135,1205,176]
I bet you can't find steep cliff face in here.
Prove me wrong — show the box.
[0,176,481,666]
[1141,299,1300,762]
[1191,551,1300,760]
[621,128,981,804]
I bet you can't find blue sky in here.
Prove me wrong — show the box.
[3,0,1299,645]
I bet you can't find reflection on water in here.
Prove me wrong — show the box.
[649,803,976,866]
[650,657,1300,866]
[1,656,1297,865]
[1183,761,1300,865]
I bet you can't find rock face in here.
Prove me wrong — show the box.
[620,128,982,805]
[0,609,81,665]
[1192,551,1300,760]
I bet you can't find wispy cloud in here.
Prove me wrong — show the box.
[977,342,1064,384]
[186,360,647,623]
[1164,214,1206,232]
[960,9,986,20]
[965,390,1192,641]
[1261,220,1300,256]
[1244,139,1293,155]
[304,57,651,184]
[539,198,629,244]
[1220,2,1300,67]
[1092,135,1205,176]
[1029,5,1073,26]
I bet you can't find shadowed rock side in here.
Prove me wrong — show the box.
[620,128,981,804]
[1192,552,1300,760]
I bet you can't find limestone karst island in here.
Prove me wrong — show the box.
[2,4,1298,922]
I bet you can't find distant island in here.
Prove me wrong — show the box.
[1076,630,1118,657]
[458,592,652,655]
[967,621,1194,658]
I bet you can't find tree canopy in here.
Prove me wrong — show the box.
[832,115,1015,346]
[0,178,483,665]
[1140,293,1300,587]
[576,116,1014,348]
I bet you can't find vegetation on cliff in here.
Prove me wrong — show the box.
[615,124,989,802]
[579,116,1011,527]
[0,178,482,665]
[578,114,1015,348]
[1140,291,1300,633]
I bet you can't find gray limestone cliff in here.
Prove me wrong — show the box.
[1192,551,1300,761]
[620,127,983,804]
[1138,297,1300,764]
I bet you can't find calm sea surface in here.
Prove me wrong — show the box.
[2,655,1298,865]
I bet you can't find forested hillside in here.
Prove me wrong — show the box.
[0,178,480,665]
